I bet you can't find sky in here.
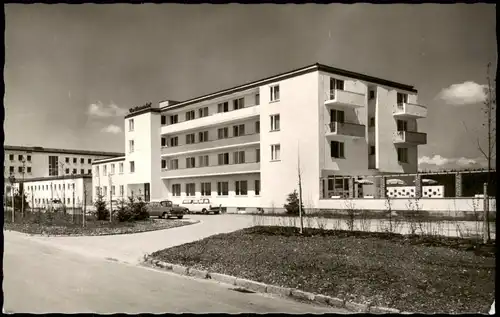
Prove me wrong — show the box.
[4,4,497,171]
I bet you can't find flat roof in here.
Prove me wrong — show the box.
[160,62,418,112]
[4,145,124,157]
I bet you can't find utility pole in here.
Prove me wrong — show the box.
[21,158,26,218]
[298,142,304,234]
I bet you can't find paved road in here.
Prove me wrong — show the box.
[3,233,347,313]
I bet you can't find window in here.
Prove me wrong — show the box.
[233,151,245,164]
[169,115,178,125]
[72,168,77,174]
[111,164,115,174]
[161,160,167,169]
[199,155,209,167]
[369,117,375,127]
[161,137,167,147]
[9,154,13,161]
[129,140,135,153]
[130,161,135,173]
[235,180,248,196]
[270,85,280,102]
[331,141,345,158]
[271,144,281,161]
[270,114,280,131]
[218,127,229,139]
[369,90,375,100]
[186,157,196,168]
[370,146,376,155]
[233,98,245,110]
[119,162,123,173]
[217,102,229,113]
[186,133,195,145]
[255,121,260,134]
[397,119,408,131]
[66,168,70,174]
[27,155,31,162]
[172,184,181,196]
[80,169,84,174]
[256,149,260,163]
[233,124,245,137]
[111,186,116,196]
[201,182,211,196]
[255,93,260,105]
[18,166,23,173]
[330,78,345,91]
[397,92,408,105]
[169,137,178,147]
[103,165,107,176]
[49,156,58,176]
[18,155,23,161]
[217,182,229,196]
[218,153,230,165]
[120,185,124,197]
[88,169,92,174]
[185,110,195,121]
[88,158,92,164]
[73,157,77,164]
[103,186,108,196]
[330,109,345,123]
[129,119,134,131]
[161,115,167,125]
[198,107,209,118]
[67,198,71,204]
[199,131,209,143]
[255,180,260,196]
[397,148,409,163]
[66,157,70,163]
[169,159,179,170]
[185,183,196,196]
[80,158,84,164]
[9,166,14,173]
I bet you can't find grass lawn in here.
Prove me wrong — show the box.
[150,226,495,314]
[4,211,195,236]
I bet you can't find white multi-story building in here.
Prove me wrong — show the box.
[92,62,427,212]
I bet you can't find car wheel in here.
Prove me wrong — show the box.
[177,216,183,219]
[162,212,167,219]
[202,208,207,214]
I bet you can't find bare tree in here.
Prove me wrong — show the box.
[8,174,16,222]
[297,142,304,234]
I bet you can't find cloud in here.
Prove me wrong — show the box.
[101,124,122,134]
[438,81,487,105]
[88,101,128,117]
[418,155,486,170]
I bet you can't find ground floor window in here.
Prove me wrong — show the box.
[172,184,181,196]
[217,182,229,196]
[235,180,248,196]
[255,180,260,196]
[185,183,196,196]
[201,182,211,196]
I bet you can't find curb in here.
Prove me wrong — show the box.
[144,257,401,313]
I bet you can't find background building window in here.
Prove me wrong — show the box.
[271,144,280,161]
[255,121,260,134]
[169,115,178,124]
[255,93,260,105]
[161,160,167,169]
[270,114,280,131]
[169,137,178,147]
[217,182,229,196]
[199,131,209,143]
[199,107,209,118]
[73,158,77,163]
[255,180,260,196]
[161,115,167,125]
[199,155,209,167]
[186,133,195,144]
[185,110,195,121]
[235,180,248,196]
[370,146,376,155]
[397,148,409,163]
[270,85,280,102]
[201,182,211,196]
[161,137,167,147]
[218,153,229,165]
[256,149,260,163]
[185,183,195,196]
[48,156,59,176]
[172,184,181,196]
[233,151,245,164]
[80,158,84,164]
[119,162,124,173]
[233,124,245,137]
[129,119,134,131]
[186,157,195,168]
[169,159,178,170]
[218,127,229,139]
[18,155,23,161]
[331,141,345,158]
[129,140,135,153]
[217,102,229,113]
[27,155,31,162]
[9,154,14,161]
[130,161,135,173]
[233,97,245,110]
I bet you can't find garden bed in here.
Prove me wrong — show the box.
[150,226,495,314]
[3,211,195,236]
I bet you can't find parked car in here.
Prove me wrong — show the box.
[147,200,187,219]
[180,198,221,214]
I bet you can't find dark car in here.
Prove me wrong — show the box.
[147,200,188,219]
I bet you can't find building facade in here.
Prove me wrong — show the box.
[92,63,427,212]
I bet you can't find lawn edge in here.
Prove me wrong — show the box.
[143,256,402,313]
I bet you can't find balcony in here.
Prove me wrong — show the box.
[161,133,260,157]
[392,102,427,119]
[161,105,260,135]
[393,131,427,145]
[325,121,366,139]
[161,162,260,179]
[324,89,365,108]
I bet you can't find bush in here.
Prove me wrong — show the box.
[284,190,304,215]
[6,193,30,211]
[116,195,150,222]
[94,191,109,221]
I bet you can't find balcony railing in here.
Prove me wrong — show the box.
[393,131,427,145]
[161,133,260,156]
[326,121,366,138]
[161,161,260,179]
[392,102,428,119]
[324,89,365,108]
[161,105,260,135]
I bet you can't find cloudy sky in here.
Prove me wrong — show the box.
[4,4,496,171]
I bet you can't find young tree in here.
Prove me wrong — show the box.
[284,190,304,216]
[94,189,109,221]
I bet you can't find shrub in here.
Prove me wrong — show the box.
[284,190,304,215]
[116,198,134,222]
[94,191,109,221]
[116,195,150,222]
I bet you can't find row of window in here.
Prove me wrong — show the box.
[7,154,31,162]
[331,141,408,163]
[63,157,93,165]
[7,166,32,174]
[330,77,409,105]
[163,149,261,170]
[96,185,125,197]
[25,183,75,191]
[95,162,126,176]
[171,180,261,197]
[33,197,77,205]
[161,121,261,147]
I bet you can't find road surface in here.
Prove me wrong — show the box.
[3,232,348,313]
